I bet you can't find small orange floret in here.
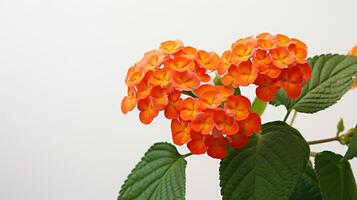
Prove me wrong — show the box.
[176,97,201,121]
[137,98,159,124]
[231,41,256,63]
[164,90,181,119]
[135,75,152,100]
[160,40,183,54]
[142,50,166,71]
[205,130,229,159]
[275,34,291,46]
[229,134,248,149]
[165,57,195,72]
[175,46,198,60]
[121,96,136,114]
[213,110,239,135]
[187,131,207,154]
[190,112,215,135]
[171,119,192,146]
[150,86,168,111]
[279,67,304,99]
[148,67,171,87]
[125,65,145,87]
[234,61,259,87]
[217,50,234,75]
[238,112,261,136]
[171,70,200,91]
[254,74,281,102]
[196,50,220,70]
[195,85,233,109]
[270,46,294,69]
[224,95,251,121]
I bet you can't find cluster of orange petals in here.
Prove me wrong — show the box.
[348,45,357,88]
[218,33,311,101]
[121,34,311,159]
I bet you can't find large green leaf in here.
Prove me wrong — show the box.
[118,143,186,200]
[272,54,357,113]
[220,121,310,200]
[289,162,322,200]
[251,97,267,116]
[315,151,357,200]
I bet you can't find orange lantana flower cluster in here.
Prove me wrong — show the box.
[121,34,310,159]
[348,45,357,88]
[218,33,311,101]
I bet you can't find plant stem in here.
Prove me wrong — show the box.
[182,91,197,98]
[310,151,318,157]
[289,110,298,126]
[307,136,340,145]
[183,153,193,158]
[283,110,291,122]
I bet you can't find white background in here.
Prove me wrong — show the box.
[1,0,357,199]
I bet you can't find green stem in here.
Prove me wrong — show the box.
[283,110,291,122]
[310,151,318,157]
[307,136,340,145]
[289,110,298,126]
[183,153,193,158]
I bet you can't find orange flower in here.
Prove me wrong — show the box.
[165,57,195,72]
[150,86,168,111]
[121,87,137,114]
[175,46,197,60]
[204,129,229,159]
[275,34,291,46]
[279,67,303,99]
[135,75,152,100]
[125,65,145,87]
[217,50,234,75]
[176,97,202,121]
[255,74,281,102]
[213,109,239,135]
[195,85,233,109]
[164,90,181,119]
[187,131,207,154]
[142,50,167,71]
[148,67,171,87]
[238,112,261,136]
[270,46,294,69]
[171,119,192,145]
[171,70,200,91]
[221,61,258,87]
[194,65,211,82]
[231,40,256,64]
[137,97,159,125]
[224,95,251,121]
[257,33,276,50]
[228,133,248,148]
[196,50,220,70]
[160,40,183,54]
[190,112,215,135]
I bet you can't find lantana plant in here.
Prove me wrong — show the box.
[119,33,357,200]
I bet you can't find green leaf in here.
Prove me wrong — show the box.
[315,151,357,200]
[251,97,267,116]
[118,143,187,200]
[343,128,357,160]
[271,54,357,113]
[220,121,310,200]
[290,162,322,200]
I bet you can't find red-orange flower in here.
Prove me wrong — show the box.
[222,61,258,87]
[224,95,251,121]
[176,97,202,121]
[171,119,191,145]
[279,67,304,99]
[137,97,159,125]
[238,112,261,136]
[190,112,215,135]
[171,70,200,91]
[270,46,294,68]
[213,109,239,135]
[187,131,207,154]
[255,74,281,102]
[205,129,229,159]
[160,40,183,54]
[196,50,220,70]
